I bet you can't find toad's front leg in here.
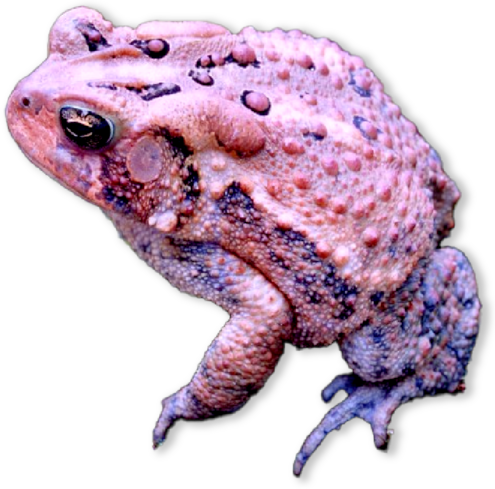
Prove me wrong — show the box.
[152,271,291,447]
[107,211,293,449]
[152,264,292,447]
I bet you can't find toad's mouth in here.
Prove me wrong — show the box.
[7,128,105,209]
[21,148,98,204]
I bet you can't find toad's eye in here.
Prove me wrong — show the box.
[59,106,114,150]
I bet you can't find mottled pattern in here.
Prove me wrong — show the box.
[6,7,480,476]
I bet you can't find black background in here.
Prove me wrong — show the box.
[1,2,494,487]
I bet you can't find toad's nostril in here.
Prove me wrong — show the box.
[21,96,31,107]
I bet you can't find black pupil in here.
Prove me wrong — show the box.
[59,106,113,149]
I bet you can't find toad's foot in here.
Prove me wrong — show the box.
[294,377,416,474]
[153,392,181,449]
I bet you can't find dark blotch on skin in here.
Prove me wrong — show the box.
[370,291,384,306]
[273,227,359,317]
[175,240,217,257]
[126,83,181,101]
[295,274,322,304]
[130,39,170,59]
[348,71,371,98]
[240,90,271,116]
[372,328,385,345]
[183,165,201,201]
[402,363,416,376]
[99,157,142,214]
[219,186,363,320]
[77,23,110,52]
[156,128,198,206]
[336,309,353,320]
[269,250,290,270]
[373,365,389,379]
[102,186,130,212]
[195,56,216,69]
[352,116,370,138]
[139,241,151,254]
[302,131,325,141]
[325,266,359,320]
[160,128,194,160]
[88,82,117,91]
[167,239,239,298]
[274,229,319,263]
[224,53,260,69]
[218,182,256,224]
[188,70,215,86]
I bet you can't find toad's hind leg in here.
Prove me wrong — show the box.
[294,248,480,476]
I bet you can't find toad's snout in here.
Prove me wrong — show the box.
[7,82,106,205]
[7,81,56,161]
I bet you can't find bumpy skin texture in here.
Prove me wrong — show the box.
[6,8,480,476]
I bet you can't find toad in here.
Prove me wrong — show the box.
[6,7,480,475]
